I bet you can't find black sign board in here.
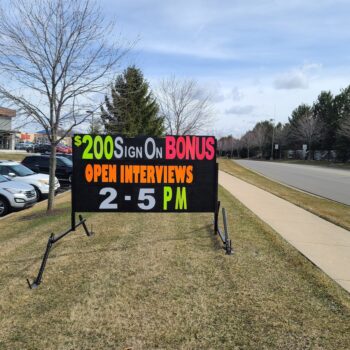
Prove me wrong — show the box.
[72,135,218,214]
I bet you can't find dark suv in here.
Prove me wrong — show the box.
[32,144,51,153]
[22,155,73,182]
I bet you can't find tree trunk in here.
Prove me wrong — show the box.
[47,137,57,212]
[308,141,312,160]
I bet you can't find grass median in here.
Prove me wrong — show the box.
[277,159,350,169]
[219,158,350,231]
[0,152,27,161]
[0,189,349,349]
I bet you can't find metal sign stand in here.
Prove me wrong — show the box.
[213,164,233,255]
[26,215,93,289]
[27,152,226,289]
[214,201,233,255]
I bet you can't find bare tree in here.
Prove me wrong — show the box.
[241,131,255,159]
[235,138,243,158]
[218,135,237,157]
[338,115,350,139]
[272,123,286,159]
[223,136,241,158]
[87,115,104,135]
[290,111,323,159]
[0,0,126,210]
[229,136,238,158]
[252,123,269,158]
[157,77,213,135]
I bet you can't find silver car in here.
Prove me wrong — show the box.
[0,175,37,216]
[0,161,60,199]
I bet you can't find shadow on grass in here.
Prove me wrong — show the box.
[18,208,67,221]
[2,223,223,268]
[1,221,229,287]
[206,223,225,252]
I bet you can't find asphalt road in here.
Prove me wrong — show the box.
[234,160,350,205]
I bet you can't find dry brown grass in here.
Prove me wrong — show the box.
[0,189,349,349]
[279,159,350,169]
[0,152,27,162]
[219,158,350,231]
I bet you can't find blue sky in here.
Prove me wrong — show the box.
[100,0,350,136]
[2,0,350,136]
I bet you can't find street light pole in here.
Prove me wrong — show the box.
[230,137,234,158]
[270,118,275,161]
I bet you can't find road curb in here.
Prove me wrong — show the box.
[232,159,350,206]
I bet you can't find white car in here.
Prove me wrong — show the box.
[0,160,60,199]
[0,174,37,216]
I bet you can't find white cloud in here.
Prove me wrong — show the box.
[209,92,226,103]
[274,71,309,89]
[302,63,322,71]
[273,63,322,90]
[226,105,255,115]
[231,87,244,101]
[210,65,350,137]
[4,0,350,138]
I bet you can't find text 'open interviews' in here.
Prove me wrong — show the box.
[84,164,194,184]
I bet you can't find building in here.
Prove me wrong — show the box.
[20,132,36,143]
[0,107,16,150]
[18,130,73,147]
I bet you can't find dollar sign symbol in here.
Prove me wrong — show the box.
[74,135,82,147]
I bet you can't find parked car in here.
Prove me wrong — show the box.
[0,160,60,199]
[0,174,37,216]
[22,155,73,182]
[56,153,72,161]
[41,152,73,161]
[27,143,72,154]
[15,142,34,151]
[32,144,51,153]
[56,144,72,154]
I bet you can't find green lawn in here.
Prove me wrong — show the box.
[0,190,349,349]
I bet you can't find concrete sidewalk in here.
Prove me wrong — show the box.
[219,170,350,293]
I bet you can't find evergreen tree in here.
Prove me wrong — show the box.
[289,104,312,125]
[313,91,338,149]
[334,85,350,120]
[101,66,164,136]
[334,86,350,160]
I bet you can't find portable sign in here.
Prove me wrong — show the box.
[27,134,226,289]
[72,135,218,218]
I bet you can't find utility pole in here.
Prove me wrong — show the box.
[270,105,276,161]
[270,118,275,161]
